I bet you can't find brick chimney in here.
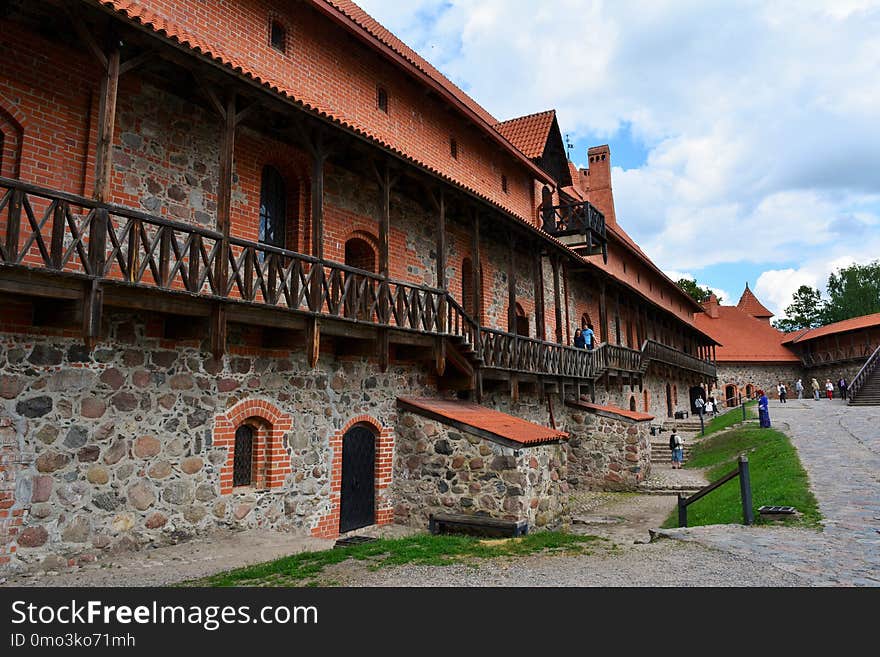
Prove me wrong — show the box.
[703,293,720,319]
[581,145,616,226]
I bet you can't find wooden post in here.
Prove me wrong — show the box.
[82,208,108,348]
[534,251,546,341]
[50,201,65,270]
[4,189,22,262]
[434,190,447,376]
[599,281,608,347]
[94,46,120,202]
[374,160,395,373]
[552,255,562,343]
[472,209,483,401]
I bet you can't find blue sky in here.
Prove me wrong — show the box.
[357,0,880,318]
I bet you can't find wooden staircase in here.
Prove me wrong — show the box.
[848,346,880,406]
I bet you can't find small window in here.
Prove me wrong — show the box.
[450,137,458,159]
[270,20,286,53]
[377,86,388,113]
[233,425,255,487]
[501,175,508,194]
[623,262,627,274]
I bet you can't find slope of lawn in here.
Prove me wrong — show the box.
[699,400,757,436]
[662,424,821,529]
[184,531,603,587]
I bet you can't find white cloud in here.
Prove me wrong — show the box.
[356,0,880,296]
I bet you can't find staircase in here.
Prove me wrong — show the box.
[848,345,880,406]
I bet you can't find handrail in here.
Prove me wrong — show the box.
[678,455,754,527]
[848,344,880,403]
[641,339,717,378]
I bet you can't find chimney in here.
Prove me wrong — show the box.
[703,293,720,319]
[583,145,616,226]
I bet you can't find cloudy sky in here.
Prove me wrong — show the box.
[357,0,880,318]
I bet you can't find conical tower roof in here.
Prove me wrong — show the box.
[737,283,774,319]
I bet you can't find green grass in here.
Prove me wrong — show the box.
[698,400,757,436]
[185,531,604,587]
[662,425,821,529]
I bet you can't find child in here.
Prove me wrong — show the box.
[669,427,684,469]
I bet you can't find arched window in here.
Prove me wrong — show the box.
[0,107,23,179]
[259,165,287,249]
[514,303,529,337]
[344,237,376,273]
[629,396,637,412]
[643,389,650,412]
[233,424,255,487]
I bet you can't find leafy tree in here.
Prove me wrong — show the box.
[676,278,720,304]
[773,285,825,332]
[821,261,880,324]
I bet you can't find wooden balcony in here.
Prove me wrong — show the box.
[641,339,717,378]
[0,176,712,386]
[541,199,607,262]
[800,344,878,368]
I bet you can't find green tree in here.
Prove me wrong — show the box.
[773,285,825,332]
[821,261,880,323]
[676,278,719,304]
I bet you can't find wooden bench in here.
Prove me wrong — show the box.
[428,513,528,538]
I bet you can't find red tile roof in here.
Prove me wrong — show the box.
[781,312,880,344]
[97,1,553,202]
[737,284,774,318]
[694,305,800,362]
[494,110,557,160]
[567,400,654,422]
[397,398,568,446]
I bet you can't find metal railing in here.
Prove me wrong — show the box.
[678,455,754,527]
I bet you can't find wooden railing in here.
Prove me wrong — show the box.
[542,198,606,238]
[479,328,598,378]
[641,339,717,377]
[848,344,880,403]
[0,176,447,335]
[0,176,715,384]
[594,342,643,374]
[800,343,878,367]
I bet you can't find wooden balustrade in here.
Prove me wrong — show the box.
[0,176,717,383]
[641,339,717,378]
[800,344,878,367]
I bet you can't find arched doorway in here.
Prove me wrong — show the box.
[666,383,673,418]
[461,257,483,321]
[746,384,754,399]
[259,165,287,248]
[629,396,637,412]
[643,389,650,412]
[725,384,736,406]
[514,303,529,337]
[689,386,705,413]
[344,236,377,319]
[340,424,376,533]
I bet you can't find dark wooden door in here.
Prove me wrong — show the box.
[340,425,375,533]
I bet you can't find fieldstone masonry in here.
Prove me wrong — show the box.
[392,411,569,530]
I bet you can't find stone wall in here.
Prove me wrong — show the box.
[392,410,568,531]
[715,363,805,404]
[564,405,651,491]
[805,362,865,391]
[0,312,436,570]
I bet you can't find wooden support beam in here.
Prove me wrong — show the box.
[434,337,446,376]
[435,189,447,374]
[94,46,120,202]
[552,255,563,343]
[534,251,546,341]
[377,327,390,373]
[305,317,320,368]
[210,305,227,359]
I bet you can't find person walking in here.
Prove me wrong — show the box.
[811,378,821,401]
[777,381,787,403]
[838,377,848,400]
[758,389,771,428]
[669,427,684,469]
[825,379,835,399]
[795,378,804,400]
[573,328,586,349]
[694,395,705,419]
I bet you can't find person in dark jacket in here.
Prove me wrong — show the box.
[669,427,684,468]
[573,328,586,349]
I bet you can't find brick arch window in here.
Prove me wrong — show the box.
[259,165,287,248]
[0,106,23,179]
[629,395,637,412]
[344,235,377,273]
[214,399,293,495]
